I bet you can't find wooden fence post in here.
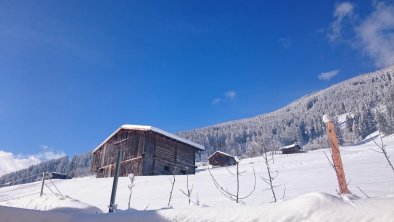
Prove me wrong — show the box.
[323,114,350,195]
[109,150,122,212]
[40,172,46,197]
[108,139,126,213]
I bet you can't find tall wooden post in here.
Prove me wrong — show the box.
[109,150,122,213]
[323,114,350,195]
[108,139,126,213]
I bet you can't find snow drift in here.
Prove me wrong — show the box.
[0,192,393,222]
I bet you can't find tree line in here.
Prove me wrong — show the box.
[0,152,92,186]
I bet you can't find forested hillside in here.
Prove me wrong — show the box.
[0,152,92,186]
[2,66,393,181]
[178,66,394,159]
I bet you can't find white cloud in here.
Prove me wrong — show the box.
[327,1,394,68]
[35,145,66,160]
[225,91,237,100]
[0,147,65,176]
[278,37,291,48]
[334,2,354,18]
[211,98,221,105]
[355,2,394,68]
[212,90,237,105]
[318,70,339,81]
[0,151,40,176]
[328,2,354,42]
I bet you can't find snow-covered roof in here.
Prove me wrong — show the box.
[92,124,204,153]
[208,151,235,160]
[279,144,301,150]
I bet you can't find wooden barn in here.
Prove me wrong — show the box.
[279,144,302,154]
[91,125,204,177]
[208,151,237,167]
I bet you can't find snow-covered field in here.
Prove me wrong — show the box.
[1,133,394,221]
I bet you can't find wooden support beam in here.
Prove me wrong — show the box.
[98,156,143,171]
[113,139,128,146]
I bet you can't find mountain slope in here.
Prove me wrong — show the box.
[178,66,394,159]
[1,67,393,182]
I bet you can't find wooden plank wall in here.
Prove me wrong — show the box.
[141,132,155,175]
[92,129,145,177]
[152,133,196,175]
[92,129,199,177]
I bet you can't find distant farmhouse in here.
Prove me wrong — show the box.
[279,144,302,154]
[91,125,204,177]
[208,151,237,167]
[49,172,72,180]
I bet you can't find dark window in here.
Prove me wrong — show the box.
[164,166,170,172]
[180,170,186,175]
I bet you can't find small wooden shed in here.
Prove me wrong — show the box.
[91,125,204,177]
[49,172,71,180]
[279,144,302,154]
[208,151,237,167]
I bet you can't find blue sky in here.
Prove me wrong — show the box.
[0,0,393,157]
